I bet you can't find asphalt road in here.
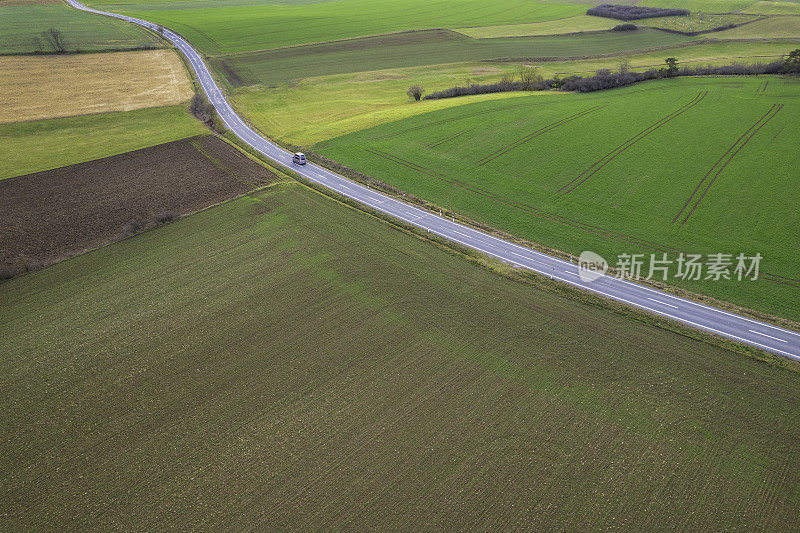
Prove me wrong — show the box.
[65,0,800,360]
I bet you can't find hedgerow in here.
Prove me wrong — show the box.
[586,4,690,21]
[422,60,786,100]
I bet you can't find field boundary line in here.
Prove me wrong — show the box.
[474,105,606,166]
[678,103,783,224]
[558,91,708,196]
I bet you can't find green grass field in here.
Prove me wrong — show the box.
[641,0,756,11]
[710,14,800,37]
[0,3,160,54]
[230,40,797,146]
[0,105,205,180]
[2,182,799,529]
[317,76,800,319]
[453,15,619,38]
[644,12,763,32]
[744,1,800,15]
[92,0,589,54]
[213,28,695,88]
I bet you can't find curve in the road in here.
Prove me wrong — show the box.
[64,0,800,361]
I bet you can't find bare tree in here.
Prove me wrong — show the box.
[518,65,543,87]
[42,28,66,53]
[407,84,425,101]
[618,58,631,75]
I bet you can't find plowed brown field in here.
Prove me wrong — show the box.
[0,135,277,273]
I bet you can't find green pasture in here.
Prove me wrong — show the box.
[0,105,205,180]
[2,182,799,529]
[709,15,800,38]
[644,12,763,32]
[230,40,796,146]
[102,0,589,54]
[318,76,800,319]
[744,1,800,15]
[641,0,756,12]
[213,28,695,88]
[0,3,160,54]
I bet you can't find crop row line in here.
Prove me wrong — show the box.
[474,105,606,167]
[677,103,783,225]
[558,91,708,196]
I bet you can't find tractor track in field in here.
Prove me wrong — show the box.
[762,272,800,289]
[363,148,681,250]
[558,91,708,196]
[363,147,795,289]
[427,126,480,149]
[474,105,606,167]
[674,103,783,225]
[375,100,546,140]
[756,80,769,94]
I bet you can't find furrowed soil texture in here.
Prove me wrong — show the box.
[317,76,800,320]
[0,50,194,123]
[0,135,276,272]
[2,182,799,530]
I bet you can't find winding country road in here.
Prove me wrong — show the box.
[65,0,800,360]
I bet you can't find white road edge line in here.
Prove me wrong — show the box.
[748,330,789,343]
[647,298,680,309]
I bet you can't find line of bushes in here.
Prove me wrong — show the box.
[421,55,796,99]
[587,4,689,21]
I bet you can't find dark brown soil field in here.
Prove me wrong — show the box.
[0,135,277,275]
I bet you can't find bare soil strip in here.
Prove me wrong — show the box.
[0,135,277,274]
[558,91,708,195]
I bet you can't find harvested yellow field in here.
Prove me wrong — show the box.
[0,49,193,123]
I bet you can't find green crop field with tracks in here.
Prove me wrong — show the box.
[212,28,695,88]
[318,76,800,319]
[2,182,799,529]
